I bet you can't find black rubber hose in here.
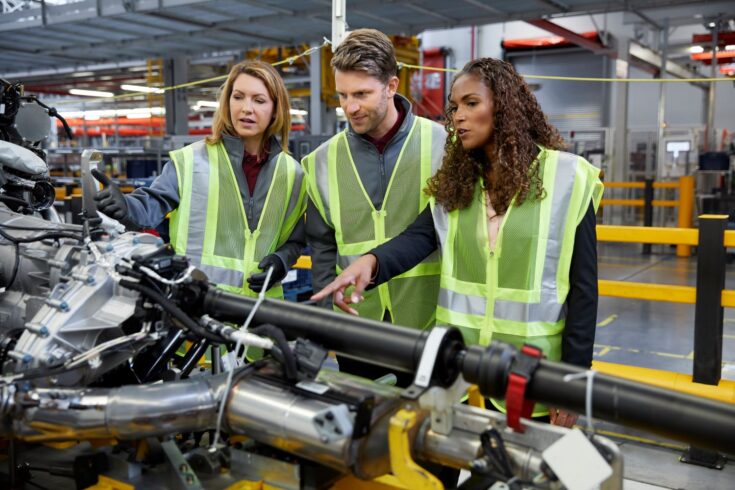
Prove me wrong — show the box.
[250,324,297,381]
[120,279,223,343]
[0,227,82,244]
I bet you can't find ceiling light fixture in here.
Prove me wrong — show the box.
[69,88,114,98]
[121,84,165,94]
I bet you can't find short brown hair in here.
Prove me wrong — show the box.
[331,29,397,83]
[207,60,291,153]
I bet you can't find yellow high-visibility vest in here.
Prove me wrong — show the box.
[431,148,603,414]
[169,140,306,298]
[303,117,444,328]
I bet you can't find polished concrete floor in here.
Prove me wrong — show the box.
[595,242,735,380]
[593,243,735,489]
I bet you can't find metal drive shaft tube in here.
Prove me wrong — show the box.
[202,289,463,381]
[201,293,735,453]
[461,344,735,454]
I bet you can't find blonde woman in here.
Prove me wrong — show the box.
[94,60,306,298]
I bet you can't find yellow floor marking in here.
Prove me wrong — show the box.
[595,344,693,360]
[651,351,688,359]
[596,314,618,327]
[596,347,611,357]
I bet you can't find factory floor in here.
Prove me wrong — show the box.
[590,243,735,489]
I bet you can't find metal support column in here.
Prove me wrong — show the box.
[609,38,629,184]
[706,22,719,151]
[332,0,347,51]
[164,56,189,136]
[309,43,323,136]
[655,21,668,181]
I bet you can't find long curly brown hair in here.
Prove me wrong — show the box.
[426,58,566,213]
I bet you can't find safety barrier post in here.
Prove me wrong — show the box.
[642,179,654,255]
[682,215,729,469]
[692,215,728,385]
[676,175,695,257]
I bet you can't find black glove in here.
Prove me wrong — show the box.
[247,254,287,293]
[91,169,128,221]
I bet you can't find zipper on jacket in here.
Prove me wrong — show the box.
[378,153,386,200]
[248,196,254,226]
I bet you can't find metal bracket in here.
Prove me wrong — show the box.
[402,327,449,400]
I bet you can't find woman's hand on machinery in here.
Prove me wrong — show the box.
[311,254,378,315]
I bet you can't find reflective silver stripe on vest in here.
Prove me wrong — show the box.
[336,253,363,270]
[429,124,445,173]
[438,288,487,315]
[313,141,332,225]
[494,292,566,323]
[284,160,303,220]
[493,151,578,323]
[194,262,245,289]
[181,141,210,262]
[431,201,450,253]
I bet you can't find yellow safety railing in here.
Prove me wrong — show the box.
[599,176,696,256]
[596,223,735,308]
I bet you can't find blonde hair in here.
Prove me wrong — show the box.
[207,60,291,153]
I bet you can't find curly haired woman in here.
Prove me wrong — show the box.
[313,58,604,427]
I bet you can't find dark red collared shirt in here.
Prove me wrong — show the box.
[242,140,270,195]
[363,99,406,155]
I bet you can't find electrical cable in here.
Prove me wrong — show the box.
[250,324,297,381]
[0,222,82,232]
[0,227,82,244]
[0,195,29,209]
[210,266,274,451]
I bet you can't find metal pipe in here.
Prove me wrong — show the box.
[706,23,719,151]
[655,21,668,180]
[7,377,222,441]
[201,290,735,453]
[202,289,441,374]
[462,345,735,453]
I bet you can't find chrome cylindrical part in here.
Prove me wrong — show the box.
[226,375,352,471]
[107,378,218,438]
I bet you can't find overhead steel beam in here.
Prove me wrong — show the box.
[404,2,457,23]
[631,9,662,30]
[535,0,570,13]
[526,18,610,54]
[629,41,708,89]
[461,0,503,15]
[0,59,147,79]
